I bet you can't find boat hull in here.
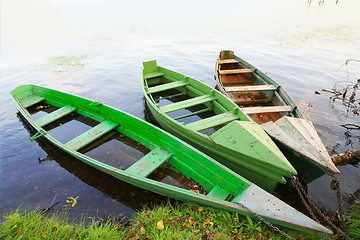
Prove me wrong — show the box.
[214,50,340,182]
[11,84,332,235]
[145,100,282,191]
[142,60,297,192]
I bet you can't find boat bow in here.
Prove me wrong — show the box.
[234,184,333,235]
[261,116,340,175]
[210,120,297,177]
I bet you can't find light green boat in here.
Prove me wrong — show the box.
[142,60,296,192]
[11,84,331,235]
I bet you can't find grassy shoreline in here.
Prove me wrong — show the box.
[1,201,344,240]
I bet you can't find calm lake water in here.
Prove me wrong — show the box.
[1,0,359,220]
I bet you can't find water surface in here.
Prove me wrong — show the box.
[1,0,359,219]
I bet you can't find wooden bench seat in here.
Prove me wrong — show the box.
[64,120,118,151]
[241,105,293,115]
[186,111,238,132]
[225,85,277,92]
[219,69,255,75]
[21,95,46,108]
[218,59,239,64]
[125,147,172,177]
[143,72,164,79]
[160,95,216,113]
[35,105,77,127]
[147,81,188,94]
[207,185,230,200]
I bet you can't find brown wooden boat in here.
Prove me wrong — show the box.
[214,50,340,183]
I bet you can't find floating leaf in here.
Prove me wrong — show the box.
[157,220,164,230]
[63,196,79,207]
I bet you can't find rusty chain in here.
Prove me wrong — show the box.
[333,177,343,220]
[291,176,319,223]
[291,175,351,240]
[234,201,296,240]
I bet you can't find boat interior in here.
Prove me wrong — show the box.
[217,51,295,124]
[14,87,250,202]
[144,73,242,136]
[25,100,212,193]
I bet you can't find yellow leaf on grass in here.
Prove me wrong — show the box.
[198,207,204,212]
[140,227,146,235]
[157,220,164,230]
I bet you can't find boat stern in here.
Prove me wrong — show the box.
[233,184,333,235]
[261,116,340,177]
[210,120,297,176]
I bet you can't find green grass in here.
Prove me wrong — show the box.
[0,202,334,240]
[0,209,127,240]
[347,203,360,239]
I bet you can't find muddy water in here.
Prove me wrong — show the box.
[1,0,359,220]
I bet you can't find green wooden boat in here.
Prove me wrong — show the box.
[142,60,297,192]
[214,50,340,183]
[11,84,332,235]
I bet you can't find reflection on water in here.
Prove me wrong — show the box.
[276,25,360,49]
[1,0,359,219]
[81,132,150,170]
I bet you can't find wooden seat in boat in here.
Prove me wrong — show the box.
[241,105,293,115]
[225,85,277,92]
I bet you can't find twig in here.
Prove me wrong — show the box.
[41,194,59,215]
[340,124,360,130]
[343,187,360,205]
[345,59,360,66]
[322,89,337,94]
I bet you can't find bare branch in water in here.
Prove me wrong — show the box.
[307,0,339,5]
[345,59,360,66]
[332,148,360,166]
[340,124,360,130]
[323,59,360,116]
